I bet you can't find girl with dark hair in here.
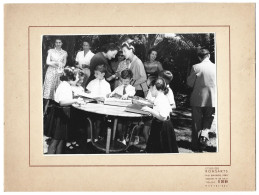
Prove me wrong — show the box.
[121,40,148,97]
[43,38,68,113]
[44,67,84,154]
[85,43,119,89]
[144,48,163,84]
[141,78,178,153]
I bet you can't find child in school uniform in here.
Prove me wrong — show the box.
[109,69,135,99]
[86,64,111,142]
[141,78,178,153]
[142,70,176,144]
[45,67,84,154]
[86,64,111,99]
[109,69,136,144]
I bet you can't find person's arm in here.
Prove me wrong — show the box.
[141,106,167,121]
[46,50,59,67]
[131,60,147,86]
[61,52,67,67]
[59,99,80,106]
[187,66,197,87]
[157,61,163,72]
[106,74,116,81]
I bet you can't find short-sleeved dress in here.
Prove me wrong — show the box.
[44,81,73,140]
[43,48,67,100]
[146,93,179,153]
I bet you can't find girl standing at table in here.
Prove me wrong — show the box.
[43,38,68,113]
[45,67,83,154]
[141,78,178,153]
[121,40,148,98]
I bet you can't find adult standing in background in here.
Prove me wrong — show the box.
[121,40,148,97]
[187,49,216,152]
[144,48,163,84]
[43,38,68,114]
[84,43,119,90]
[75,40,95,87]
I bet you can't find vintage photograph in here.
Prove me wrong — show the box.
[42,33,217,155]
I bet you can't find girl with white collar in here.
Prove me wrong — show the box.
[141,78,178,153]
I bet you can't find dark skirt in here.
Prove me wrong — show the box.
[146,118,179,153]
[44,102,71,140]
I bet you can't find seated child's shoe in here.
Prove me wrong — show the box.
[117,139,126,145]
[94,139,98,142]
[66,142,74,150]
[133,136,139,145]
[72,141,79,147]
[87,139,91,143]
[122,139,126,145]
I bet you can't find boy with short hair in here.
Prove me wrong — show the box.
[109,69,136,144]
[109,69,135,99]
[86,64,111,98]
[86,64,111,142]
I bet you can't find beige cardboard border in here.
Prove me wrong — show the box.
[4,4,255,191]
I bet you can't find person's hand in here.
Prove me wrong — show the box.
[121,94,128,100]
[141,106,152,113]
[75,98,84,105]
[107,93,111,98]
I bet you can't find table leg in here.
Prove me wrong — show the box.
[106,127,111,154]
[112,118,118,141]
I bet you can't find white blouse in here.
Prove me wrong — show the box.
[153,92,172,118]
[75,50,95,67]
[146,85,176,109]
[54,81,73,103]
[71,85,84,96]
[86,78,111,98]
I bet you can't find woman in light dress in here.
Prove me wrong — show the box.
[43,38,68,113]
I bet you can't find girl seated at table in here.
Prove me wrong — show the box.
[109,69,136,144]
[141,78,178,153]
[45,67,84,154]
[86,64,111,142]
[71,69,85,96]
[66,69,86,149]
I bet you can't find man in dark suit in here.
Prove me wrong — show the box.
[187,49,216,151]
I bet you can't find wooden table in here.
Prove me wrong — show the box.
[73,103,149,153]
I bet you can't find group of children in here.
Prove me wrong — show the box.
[44,61,179,154]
